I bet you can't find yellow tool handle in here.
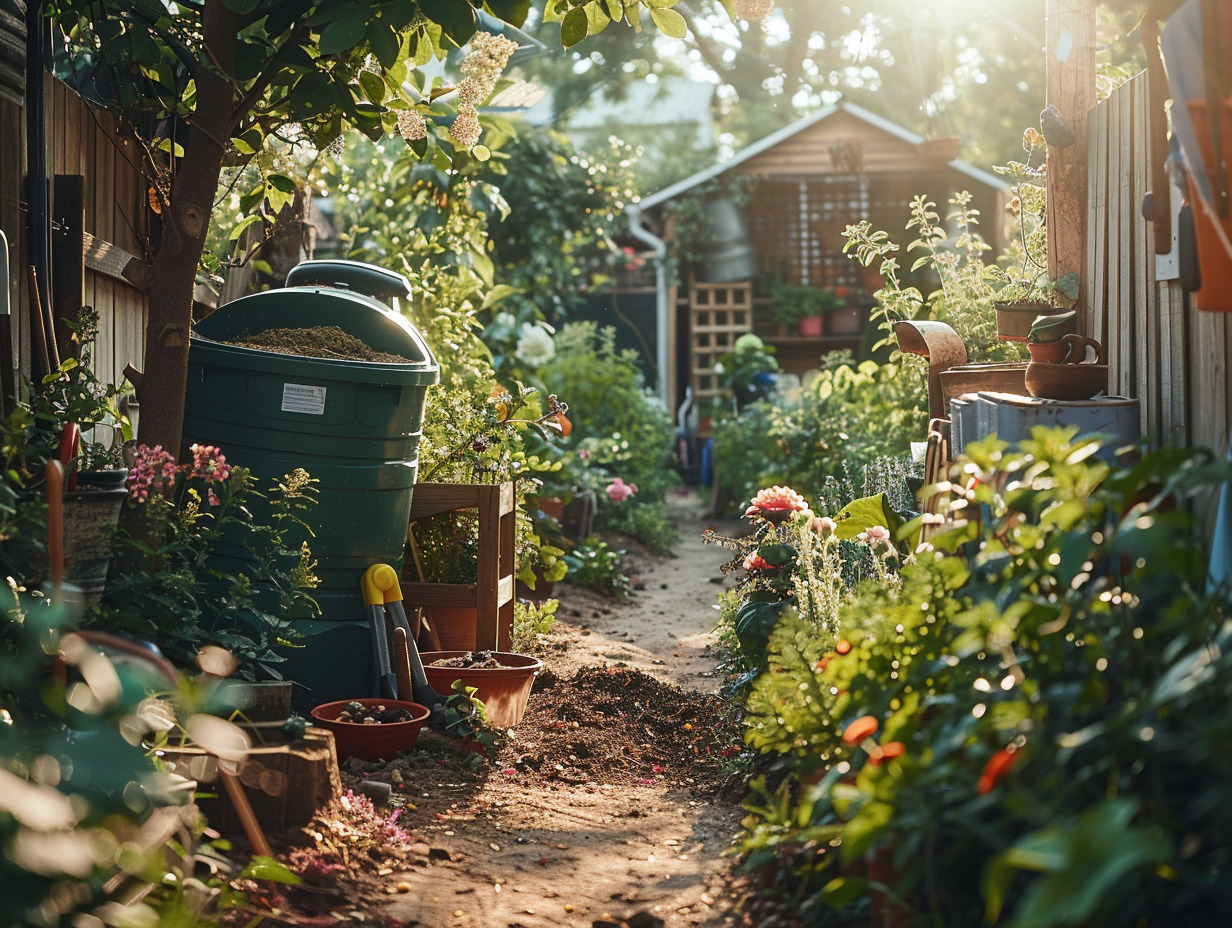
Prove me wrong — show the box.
[361,563,405,607]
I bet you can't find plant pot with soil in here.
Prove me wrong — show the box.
[309,698,430,761]
[421,650,543,728]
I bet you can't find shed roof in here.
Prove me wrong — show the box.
[637,101,1005,210]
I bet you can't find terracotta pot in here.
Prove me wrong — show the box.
[537,497,565,521]
[994,301,1069,341]
[429,605,481,651]
[797,315,824,337]
[309,698,429,762]
[1027,338,1068,363]
[420,651,543,727]
[1024,361,1108,401]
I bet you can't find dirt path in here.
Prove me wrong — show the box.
[356,491,750,928]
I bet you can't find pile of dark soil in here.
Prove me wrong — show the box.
[225,325,413,363]
[504,665,743,789]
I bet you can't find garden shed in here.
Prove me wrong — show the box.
[624,101,1007,416]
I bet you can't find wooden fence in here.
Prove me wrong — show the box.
[1087,70,1232,459]
[46,78,149,389]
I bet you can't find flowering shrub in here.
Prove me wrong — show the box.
[733,430,1232,927]
[92,446,320,680]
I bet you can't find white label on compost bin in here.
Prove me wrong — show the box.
[281,383,327,415]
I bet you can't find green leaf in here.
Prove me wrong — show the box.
[472,144,491,162]
[419,0,478,46]
[484,0,532,26]
[368,22,400,69]
[267,173,298,194]
[832,493,901,542]
[359,70,386,105]
[318,11,369,55]
[649,8,687,38]
[239,855,302,885]
[841,800,893,863]
[227,214,264,242]
[560,7,588,47]
[1056,271,1080,300]
[604,0,624,21]
[757,543,797,567]
[585,2,611,33]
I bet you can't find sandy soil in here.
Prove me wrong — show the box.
[244,491,756,928]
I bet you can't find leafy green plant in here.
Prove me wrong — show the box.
[90,446,319,681]
[539,322,679,550]
[770,284,844,324]
[563,538,632,599]
[733,429,1232,926]
[511,598,558,653]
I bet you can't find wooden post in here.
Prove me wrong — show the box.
[51,174,85,359]
[1045,0,1097,298]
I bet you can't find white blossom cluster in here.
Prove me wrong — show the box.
[397,109,428,142]
[734,0,775,21]
[514,323,556,367]
[449,103,481,150]
[458,31,518,104]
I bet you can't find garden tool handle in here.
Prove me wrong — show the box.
[46,460,64,596]
[59,422,79,492]
[393,626,414,704]
[361,563,396,609]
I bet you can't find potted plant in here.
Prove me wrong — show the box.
[770,283,843,337]
[715,333,779,409]
[989,128,1081,340]
[419,650,544,728]
[0,307,133,595]
[309,698,430,762]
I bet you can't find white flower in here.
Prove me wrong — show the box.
[514,323,556,367]
[493,312,517,329]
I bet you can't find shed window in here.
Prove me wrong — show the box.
[746,175,870,293]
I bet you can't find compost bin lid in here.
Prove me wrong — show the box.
[284,259,413,303]
[192,285,437,376]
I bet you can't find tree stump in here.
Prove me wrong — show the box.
[163,727,341,839]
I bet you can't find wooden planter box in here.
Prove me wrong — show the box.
[401,482,516,652]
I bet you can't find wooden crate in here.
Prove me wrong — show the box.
[400,482,516,652]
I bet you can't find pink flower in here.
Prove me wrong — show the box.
[606,477,638,503]
[189,443,231,489]
[126,444,177,503]
[858,525,892,549]
[747,485,808,516]
[811,516,837,535]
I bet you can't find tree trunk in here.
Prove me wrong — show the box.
[133,3,238,455]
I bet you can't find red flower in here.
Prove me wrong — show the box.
[835,639,852,655]
[742,553,774,572]
[977,748,1018,794]
[841,715,879,745]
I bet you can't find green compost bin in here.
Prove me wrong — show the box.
[183,263,438,702]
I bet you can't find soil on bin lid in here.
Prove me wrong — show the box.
[223,325,414,363]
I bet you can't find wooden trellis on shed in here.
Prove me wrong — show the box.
[688,281,752,409]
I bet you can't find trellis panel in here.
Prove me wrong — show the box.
[689,282,752,410]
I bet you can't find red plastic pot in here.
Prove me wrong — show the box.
[420,651,543,728]
[309,698,429,762]
[797,315,824,337]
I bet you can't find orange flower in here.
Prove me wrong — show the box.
[814,654,832,674]
[977,748,1018,794]
[841,715,879,745]
[555,413,572,437]
[868,741,907,767]
[835,639,852,655]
